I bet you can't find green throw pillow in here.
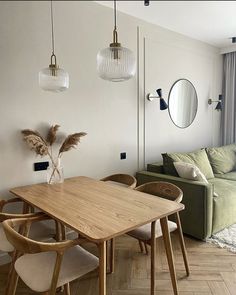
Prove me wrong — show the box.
[163,149,214,179]
[206,144,236,174]
[162,153,178,176]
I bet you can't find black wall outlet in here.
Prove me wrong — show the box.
[34,161,49,171]
[120,152,126,160]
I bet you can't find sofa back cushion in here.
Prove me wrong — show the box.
[162,149,214,179]
[162,153,179,176]
[206,144,236,174]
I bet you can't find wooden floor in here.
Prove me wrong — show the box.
[1,233,236,295]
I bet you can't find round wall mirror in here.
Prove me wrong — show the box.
[168,79,198,128]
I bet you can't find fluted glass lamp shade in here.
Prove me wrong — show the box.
[97,46,136,82]
[39,66,69,92]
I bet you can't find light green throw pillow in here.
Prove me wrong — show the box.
[167,149,214,179]
[206,144,236,174]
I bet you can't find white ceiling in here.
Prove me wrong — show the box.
[96,1,236,49]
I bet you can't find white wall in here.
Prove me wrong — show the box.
[138,26,223,166]
[0,1,222,198]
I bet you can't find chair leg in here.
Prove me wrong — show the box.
[138,239,144,253]
[144,242,149,255]
[175,212,190,276]
[110,238,115,274]
[64,283,71,295]
[106,239,115,274]
[5,252,19,295]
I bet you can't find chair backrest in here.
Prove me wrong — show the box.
[2,214,79,254]
[0,198,34,222]
[135,181,183,203]
[101,173,137,189]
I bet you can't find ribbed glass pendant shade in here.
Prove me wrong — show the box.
[97,46,136,82]
[39,1,69,92]
[39,67,69,92]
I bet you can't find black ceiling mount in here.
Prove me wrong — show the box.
[144,0,150,6]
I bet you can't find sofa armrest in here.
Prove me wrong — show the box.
[136,171,214,240]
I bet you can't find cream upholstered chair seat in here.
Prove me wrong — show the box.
[0,220,55,253]
[15,245,99,293]
[128,220,177,241]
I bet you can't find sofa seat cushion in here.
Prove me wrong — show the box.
[215,171,236,181]
[209,178,236,233]
[162,149,214,179]
[206,144,236,174]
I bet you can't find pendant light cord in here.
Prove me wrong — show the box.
[112,0,119,44]
[114,0,117,30]
[51,0,55,55]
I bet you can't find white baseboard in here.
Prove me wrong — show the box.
[0,252,11,265]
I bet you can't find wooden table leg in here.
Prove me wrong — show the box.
[99,241,106,295]
[175,212,190,276]
[151,220,156,295]
[160,217,179,295]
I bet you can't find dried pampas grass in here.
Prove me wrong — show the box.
[59,132,87,155]
[47,124,60,146]
[22,133,48,156]
[21,126,87,159]
[22,129,47,145]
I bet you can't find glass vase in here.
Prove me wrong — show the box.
[47,158,64,184]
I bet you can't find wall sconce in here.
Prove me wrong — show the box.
[147,88,168,110]
[208,94,223,111]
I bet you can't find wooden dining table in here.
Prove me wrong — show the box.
[10,176,184,295]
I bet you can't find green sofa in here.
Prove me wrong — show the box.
[136,144,236,240]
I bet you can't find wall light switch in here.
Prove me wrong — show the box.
[120,152,126,160]
[34,161,49,171]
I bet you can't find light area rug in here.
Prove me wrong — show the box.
[206,223,236,253]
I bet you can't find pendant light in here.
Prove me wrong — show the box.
[39,0,69,92]
[97,0,136,82]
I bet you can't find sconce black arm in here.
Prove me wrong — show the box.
[208,94,223,111]
[147,88,168,110]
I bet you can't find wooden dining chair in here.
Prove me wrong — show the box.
[101,173,137,189]
[0,197,58,295]
[127,181,190,277]
[101,173,137,274]
[3,213,99,295]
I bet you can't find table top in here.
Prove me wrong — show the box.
[10,176,184,242]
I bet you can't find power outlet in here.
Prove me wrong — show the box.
[120,152,126,160]
[34,161,49,171]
